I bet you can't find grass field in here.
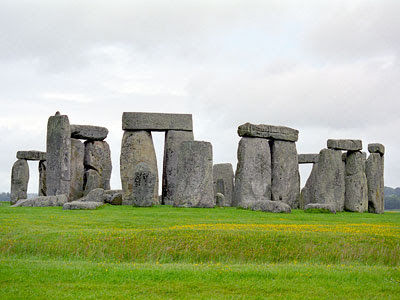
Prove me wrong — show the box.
[1,202,400,299]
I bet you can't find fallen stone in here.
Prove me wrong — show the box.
[327,139,362,151]
[215,193,225,207]
[366,153,384,213]
[16,151,46,161]
[69,138,85,200]
[233,137,271,207]
[10,159,29,205]
[63,201,104,210]
[70,124,109,141]
[213,163,234,207]
[271,140,300,208]
[46,113,71,196]
[81,188,107,203]
[300,162,318,209]
[368,143,385,155]
[240,200,291,213]
[12,194,68,207]
[122,112,193,131]
[120,131,159,206]
[174,141,214,208]
[298,154,319,164]
[38,160,47,196]
[104,190,123,205]
[162,130,194,205]
[304,203,336,214]
[238,123,299,142]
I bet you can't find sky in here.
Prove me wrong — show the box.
[1,0,399,194]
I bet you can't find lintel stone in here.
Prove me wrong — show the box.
[368,143,385,155]
[70,125,108,141]
[327,139,362,151]
[16,151,46,161]
[122,112,193,131]
[237,123,298,142]
[298,154,319,164]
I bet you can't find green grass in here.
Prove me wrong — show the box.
[1,203,400,299]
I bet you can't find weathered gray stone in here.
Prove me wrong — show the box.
[63,201,104,210]
[120,131,159,206]
[215,193,225,207]
[327,139,362,151]
[298,154,319,164]
[174,141,214,208]
[10,159,29,205]
[300,162,319,209]
[314,149,345,211]
[345,173,368,212]
[233,137,271,207]
[46,114,71,196]
[104,190,123,205]
[345,151,366,176]
[238,123,299,142]
[38,160,47,196]
[366,153,384,214]
[240,200,291,213]
[304,203,336,214]
[12,194,68,207]
[122,112,193,131]
[213,163,234,207]
[368,143,385,155]
[70,124,108,141]
[162,130,194,205]
[69,138,85,200]
[84,141,112,194]
[271,140,300,208]
[16,151,46,161]
[81,188,107,203]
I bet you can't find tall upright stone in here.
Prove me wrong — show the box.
[10,159,29,205]
[366,148,384,214]
[213,163,234,207]
[344,151,368,212]
[300,162,318,209]
[38,160,47,196]
[271,140,300,208]
[162,130,194,205]
[174,141,214,208]
[46,113,71,197]
[314,148,345,211]
[234,137,271,207]
[120,131,158,206]
[69,138,85,200]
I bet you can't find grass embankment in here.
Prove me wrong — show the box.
[1,203,400,299]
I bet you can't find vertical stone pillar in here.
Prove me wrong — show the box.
[233,137,271,207]
[271,140,300,208]
[300,162,318,209]
[10,159,29,205]
[174,141,214,207]
[120,131,158,206]
[366,144,385,213]
[344,151,368,212]
[162,130,194,205]
[213,163,234,207]
[38,160,47,196]
[69,138,85,200]
[46,113,71,196]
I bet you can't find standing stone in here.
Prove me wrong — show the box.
[300,162,319,209]
[10,159,29,205]
[174,141,214,208]
[162,130,194,205]
[38,160,47,196]
[120,131,158,206]
[344,151,368,212]
[46,114,71,196]
[271,140,300,208]
[234,137,271,207]
[213,163,234,207]
[69,138,85,200]
[83,141,112,195]
[314,149,345,211]
[366,153,384,213]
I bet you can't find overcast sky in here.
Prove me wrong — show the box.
[1,0,399,194]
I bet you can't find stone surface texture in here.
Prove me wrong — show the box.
[368,143,385,155]
[234,137,271,207]
[69,138,85,200]
[10,159,29,205]
[215,193,225,207]
[271,140,300,208]
[70,124,108,141]
[46,114,71,196]
[81,188,107,203]
[300,162,319,209]
[12,194,68,207]
[120,131,159,206]
[304,203,336,214]
[122,112,193,131]
[314,149,345,211]
[327,139,362,151]
[104,190,123,205]
[298,154,319,164]
[174,141,214,208]
[16,151,46,161]
[162,130,194,205]
[63,201,104,210]
[240,200,291,213]
[366,153,384,213]
[238,123,298,142]
[213,163,234,207]
[38,160,47,196]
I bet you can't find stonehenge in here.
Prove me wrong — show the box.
[213,163,234,207]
